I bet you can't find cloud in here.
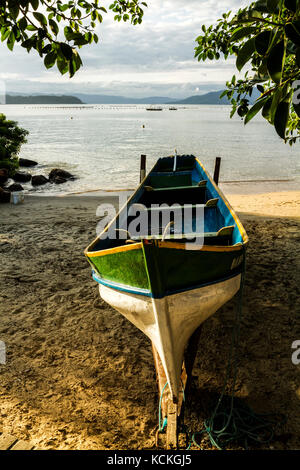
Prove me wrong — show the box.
[0,1,249,97]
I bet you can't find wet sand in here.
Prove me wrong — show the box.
[0,192,299,450]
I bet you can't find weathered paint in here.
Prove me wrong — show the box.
[99,273,241,400]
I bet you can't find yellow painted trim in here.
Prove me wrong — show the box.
[196,158,249,245]
[157,241,243,252]
[85,242,142,258]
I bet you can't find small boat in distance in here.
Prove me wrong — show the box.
[85,154,248,403]
[146,106,163,111]
[169,107,178,110]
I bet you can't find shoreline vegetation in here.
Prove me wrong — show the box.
[0,191,299,449]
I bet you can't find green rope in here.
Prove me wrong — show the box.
[158,382,168,432]
[186,250,286,450]
[158,381,186,435]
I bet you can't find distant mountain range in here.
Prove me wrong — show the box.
[3,89,261,105]
[167,90,260,105]
[74,93,175,104]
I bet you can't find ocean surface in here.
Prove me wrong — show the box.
[1,104,299,195]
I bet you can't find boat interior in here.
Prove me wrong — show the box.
[89,155,245,253]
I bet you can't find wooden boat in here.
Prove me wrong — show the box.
[169,107,178,111]
[146,107,163,111]
[85,155,248,404]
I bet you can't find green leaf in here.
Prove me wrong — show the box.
[237,105,248,117]
[33,12,47,26]
[285,21,300,46]
[262,97,272,121]
[274,101,289,139]
[73,49,82,69]
[8,0,19,20]
[68,59,76,78]
[49,19,59,36]
[231,26,257,42]
[30,0,39,10]
[267,0,280,12]
[21,38,35,51]
[1,28,11,42]
[254,0,269,13]
[219,90,228,99]
[44,51,57,69]
[56,56,68,75]
[7,31,15,51]
[269,87,283,123]
[236,38,256,71]
[18,17,28,31]
[27,25,37,31]
[255,30,273,55]
[244,96,269,124]
[267,40,285,83]
[60,43,73,60]
[64,26,74,41]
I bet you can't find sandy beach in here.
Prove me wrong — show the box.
[0,190,299,450]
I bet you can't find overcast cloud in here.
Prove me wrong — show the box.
[0,0,249,98]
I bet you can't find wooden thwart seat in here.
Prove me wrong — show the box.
[142,198,219,212]
[129,225,234,242]
[144,180,207,192]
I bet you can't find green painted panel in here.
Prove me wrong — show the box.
[143,243,244,296]
[159,247,243,292]
[89,248,150,290]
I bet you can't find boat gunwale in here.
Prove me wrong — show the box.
[84,156,248,259]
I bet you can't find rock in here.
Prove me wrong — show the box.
[31,175,49,186]
[19,158,38,167]
[49,169,75,181]
[13,171,32,183]
[0,187,10,203]
[6,183,24,192]
[51,176,67,185]
[0,168,8,186]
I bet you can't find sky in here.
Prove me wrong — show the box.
[0,0,249,98]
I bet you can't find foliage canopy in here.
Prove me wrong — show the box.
[0,1,147,78]
[195,0,300,144]
[0,113,29,175]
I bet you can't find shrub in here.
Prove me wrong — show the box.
[0,113,29,175]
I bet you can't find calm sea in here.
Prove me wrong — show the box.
[1,104,299,195]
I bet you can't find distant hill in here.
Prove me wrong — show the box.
[73,93,175,104]
[5,95,83,105]
[168,90,260,105]
[4,89,261,105]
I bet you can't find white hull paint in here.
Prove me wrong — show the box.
[99,274,241,401]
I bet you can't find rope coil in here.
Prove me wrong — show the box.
[185,249,286,450]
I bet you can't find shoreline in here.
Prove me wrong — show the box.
[14,189,300,220]
[18,176,299,198]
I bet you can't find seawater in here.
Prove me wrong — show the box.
[1,104,299,195]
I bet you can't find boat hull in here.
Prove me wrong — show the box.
[98,273,241,400]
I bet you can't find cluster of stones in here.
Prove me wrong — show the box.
[0,158,75,202]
